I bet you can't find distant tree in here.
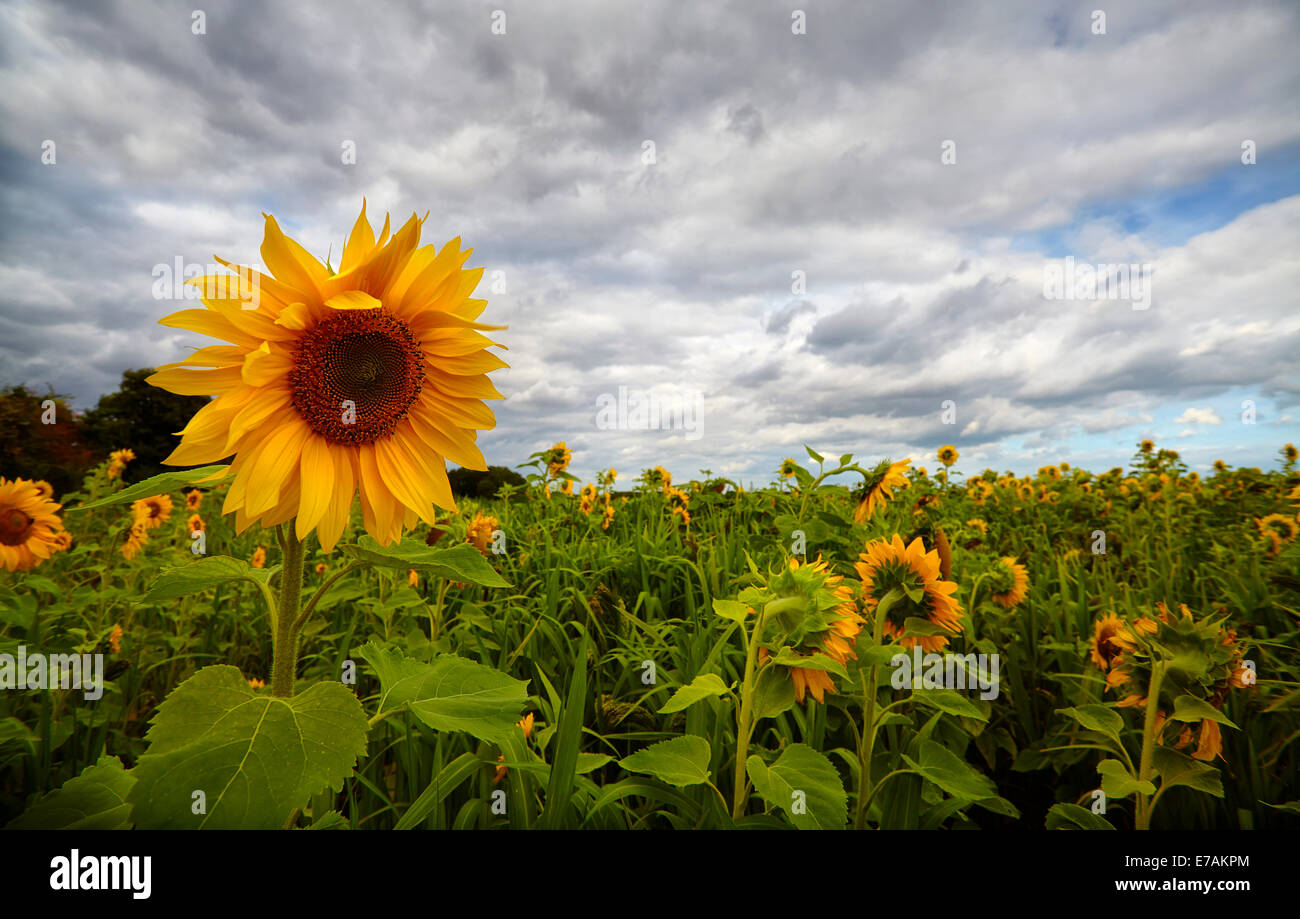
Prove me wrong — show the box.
[0,384,95,498]
[447,464,526,499]
[79,369,217,483]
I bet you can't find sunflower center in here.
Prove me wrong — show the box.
[290,308,424,444]
[0,508,34,546]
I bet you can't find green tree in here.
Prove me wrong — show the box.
[79,369,217,483]
[0,384,95,498]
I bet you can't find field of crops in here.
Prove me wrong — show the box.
[3,440,1298,831]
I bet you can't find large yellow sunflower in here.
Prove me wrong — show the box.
[0,477,68,571]
[148,202,507,550]
[855,534,963,651]
[853,458,909,523]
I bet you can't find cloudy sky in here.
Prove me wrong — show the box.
[2,0,1298,485]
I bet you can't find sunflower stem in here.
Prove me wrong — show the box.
[730,604,768,820]
[271,523,306,698]
[1135,660,1165,830]
[855,591,897,830]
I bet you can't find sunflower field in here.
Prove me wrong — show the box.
[2,209,1298,833]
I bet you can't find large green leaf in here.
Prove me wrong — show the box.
[1057,704,1125,745]
[143,555,271,603]
[6,756,135,829]
[1170,694,1238,729]
[901,739,1001,803]
[69,465,230,511]
[340,536,509,588]
[621,735,711,787]
[746,743,846,829]
[1045,802,1116,830]
[752,666,796,720]
[360,642,528,742]
[127,666,368,829]
[1151,746,1224,798]
[1096,758,1156,799]
[657,673,731,714]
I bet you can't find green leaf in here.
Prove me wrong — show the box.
[540,632,589,829]
[745,743,846,829]
[393,753,481,830]
[803,445,824,464]
[143,555,271,603]
[771,647,848,680]
[657,673,731,714]
[902,616,945,636]
[752,666,796,720]
[1045,802,1116,830]
[340,536,509,588]
[914,688,989,721]
[1096,758,1155,799]
[621,735,711,787]
[69,465,230,511]
[6,756,135,829]
[901,739,999,801]
[360,642,528,742]
[1170,694,1238,729]
[838,453,853,466]
[576,753,613,774]
[1151,747,1224,798]
[1057,704,1125,745]
[712,599,750,623]
[128,666,368,829]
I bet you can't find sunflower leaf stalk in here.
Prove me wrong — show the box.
[1134,660,1166,830]
[855,587,902,829]
[271,523,307,697]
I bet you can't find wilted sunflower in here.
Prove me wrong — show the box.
[937,445,959,467]
[853,458,909,524]
[121,521,149,561]
[147,202,507,551]
[1088,613,1143,671]
[132,494,173,530]
[0,477,68,571]
[855,534,963,651]
[467,510,498,554]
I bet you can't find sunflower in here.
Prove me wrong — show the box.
[1088,614,1141,670]
[778,458,799,479]
[32,480,54,500]
[121,521,149,560]
[1257,513,1297,544]
[965,517,988,535]
[251,545,267,568]
[467,511,498,554]
[408,568,419,587]
[315,562,328,575]
[937,445,959,467]
[51,531,73,552]
[545,442,572,478]
[560,479,574,496]
[1139,440,1154,453]
[855,534,963,651]
[147,202,507,551]
[109,623,123,654]
[0,477,68,572]
[107,448,135,480]
[187,513,205,533]
[1213,459,1227,473]
[601,502,615,531]
[987,557,1029,608]
[853,458,909,524]
[186,489,203,511]
[132,494,173,530]
[761,557,865,704]
[1284,443,1298,463]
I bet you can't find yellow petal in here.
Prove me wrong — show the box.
[324,290,382,311]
